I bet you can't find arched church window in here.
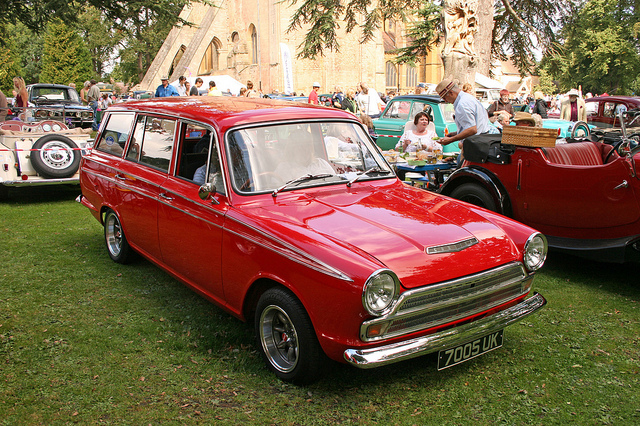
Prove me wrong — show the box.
[250,25,258,65]
[386,61,397,88]
[198,38,222,75]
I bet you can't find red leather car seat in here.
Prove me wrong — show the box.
[541,142,603,166]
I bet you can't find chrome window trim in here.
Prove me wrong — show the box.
[359,262,531,342]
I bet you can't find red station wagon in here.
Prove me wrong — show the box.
[78,97,547,383]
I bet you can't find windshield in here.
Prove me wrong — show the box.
[30,87,80,103]
[438,103,456,123]
[226,121,393,194]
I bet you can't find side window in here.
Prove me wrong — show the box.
[125,116,176,172]
[176,122,225,195]
[94,112,135,156]
[586,101,598,117]
[382,100,410,121]
[603,102,616,118]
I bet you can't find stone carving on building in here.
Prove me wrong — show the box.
[443,0,478,57]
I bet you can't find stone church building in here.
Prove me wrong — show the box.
[139,1,444,95]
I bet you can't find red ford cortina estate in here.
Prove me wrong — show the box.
[78,97,547,383]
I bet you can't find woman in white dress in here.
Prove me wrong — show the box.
[395,112,441,152]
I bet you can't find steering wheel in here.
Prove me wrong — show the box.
[604,139,630,163]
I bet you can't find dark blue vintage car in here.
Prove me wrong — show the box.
[27,84,94,128]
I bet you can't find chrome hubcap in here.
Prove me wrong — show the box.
[259,305,298,373]
[105,213,122,257]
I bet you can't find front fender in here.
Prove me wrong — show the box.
[438,166,513,216]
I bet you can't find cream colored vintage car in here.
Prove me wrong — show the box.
[0,120,92,200]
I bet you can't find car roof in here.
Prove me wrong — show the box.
[107,96,358,131]
[388,94,444,103]
[27,83,74,90]
[586,96,640,103]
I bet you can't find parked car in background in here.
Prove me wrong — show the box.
[585,96,640,129]
[0,120,92,200]
[27,84,94,128]
[78,96,547,383]
[439,114,640,263]
[373,95,459,153]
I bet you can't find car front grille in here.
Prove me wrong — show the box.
[360,262,532,342]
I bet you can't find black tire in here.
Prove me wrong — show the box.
[30,134,81,179]
[104,209,134,264]
[450,183,498,212]
[255,288,325,384]
[0,184,8,201]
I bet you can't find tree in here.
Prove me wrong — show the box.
[0,27,22,93]
[542,0,640,95]
[287,0,571,83]
[40,20,93,87]
[76,8,124,77]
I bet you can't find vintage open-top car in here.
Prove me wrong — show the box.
[0,120,92,200]
[439,115,640,263]
[78,97,547,383]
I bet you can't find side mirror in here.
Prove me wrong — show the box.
[198,182,219,204]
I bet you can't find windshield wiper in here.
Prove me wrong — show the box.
[272,173,334,197]
[347,167,392,187]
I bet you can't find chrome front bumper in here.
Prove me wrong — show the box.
[343,292,546,368]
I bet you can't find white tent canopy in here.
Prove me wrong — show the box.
[475,72,504,89]
[171,75,246,96]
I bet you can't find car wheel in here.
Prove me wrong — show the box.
[104,209,134,264]
[255,288,325,384]
[30,134,81,179]
[571,121,590,138]
[450,183,498,212]
[0,184,8,201]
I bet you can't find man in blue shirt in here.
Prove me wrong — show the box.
[155,76,179,97]
[436,78,493,149]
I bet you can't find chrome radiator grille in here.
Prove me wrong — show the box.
[361,262,532,342]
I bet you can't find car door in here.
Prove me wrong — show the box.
[116,115,176,262]
[157,121,227,302]
[373,99,412,150]
[519,154,640,230]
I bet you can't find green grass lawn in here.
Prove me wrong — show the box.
[1,186,639,424]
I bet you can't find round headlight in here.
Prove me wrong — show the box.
[362,270,399,316]
[524,233,547,272]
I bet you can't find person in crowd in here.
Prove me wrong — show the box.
[493,111,511,130]
[0,89,7,121]
[356,82,385,117]
[208,80,222,96]
[461,83,474,95]
[13,77,30,122]
[395,111,440,152]
[532,91,548,118]
[155,76,179,97]
[359,114,376,138]
[245,81,259,98]
[185,81,191,96]
[487,89,514,121]
[190,77,203,96]
[239,87,247,97]
[560,88,586,122]
[341,89,358,114]
[87,79,102,131]
[80,81,90,104]
[513,111,537,127]
[415,83,426,95]
[176,76,187,96]
[332,86,344,108]
[99,93,112,110]
[308,82,320,105]
[436,78,497,161]
[68,82,76,89]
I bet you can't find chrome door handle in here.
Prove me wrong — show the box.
[614,180,628,190]
[159,193,174,201]
[114,173,126,180]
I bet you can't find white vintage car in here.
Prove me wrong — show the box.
[0,120,92,200]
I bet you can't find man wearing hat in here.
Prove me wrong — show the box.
[155,76,179,98]
[436,78,494,149]
[512,111,537,127]
[560,89,586,122]
[308,82,320,105]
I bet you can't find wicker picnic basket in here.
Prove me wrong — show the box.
[501,126,557,148]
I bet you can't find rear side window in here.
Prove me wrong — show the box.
[94,112,136,156]
[125,116,176,172]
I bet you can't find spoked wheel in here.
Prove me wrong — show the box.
[255,288,325,384]
[104,209,134,264]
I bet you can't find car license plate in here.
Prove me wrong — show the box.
[437,330,504,370]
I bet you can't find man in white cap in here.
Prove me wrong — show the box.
[308,82,320,105]
[436,78,494,150]
[155,75,179,97]
[560,88,586,122]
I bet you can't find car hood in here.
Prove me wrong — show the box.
[235,182,521,288]
[33,100,86,108]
